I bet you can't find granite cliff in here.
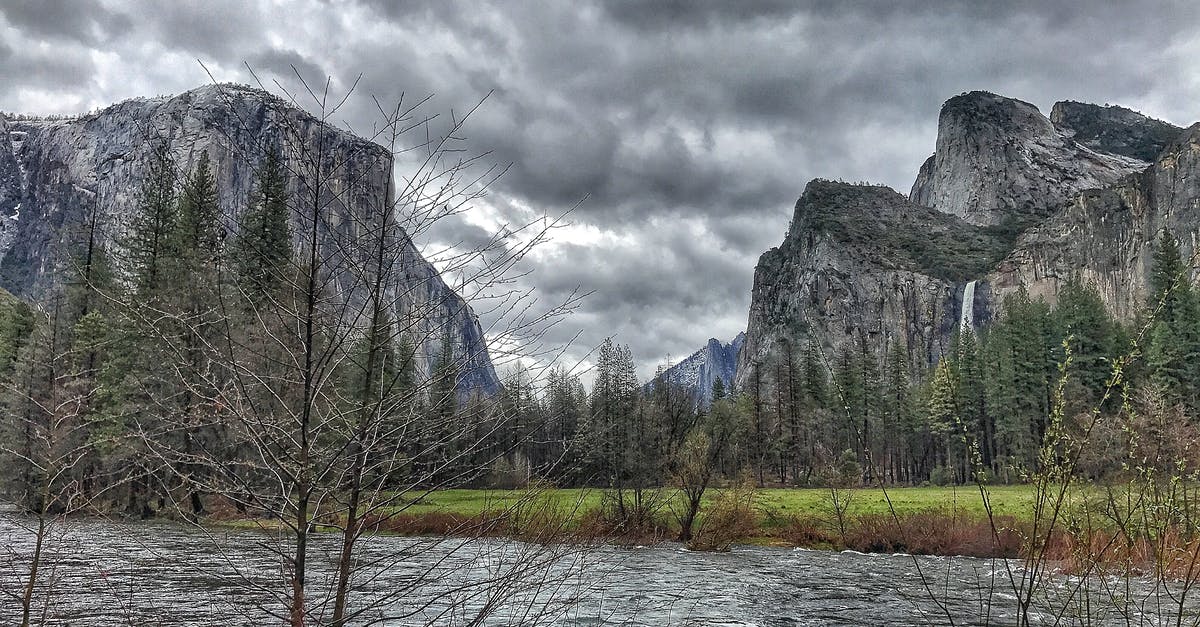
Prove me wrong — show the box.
[737,90,1188,391]
[990,122,1200,320]
[910,91,1148,227]
[0,84,500,394]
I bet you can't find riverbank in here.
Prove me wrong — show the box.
[210,485,1037,556]
[16,483,1195,571]
[279,484,1200,572]
[14,515,1181,626]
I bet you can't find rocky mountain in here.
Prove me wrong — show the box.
[910,91,1148,227]
[0,83,500,394]
[990,122,1200,320]
[1050,101,1181,162]
[652,333,744,407]
[737,90,1189,392]
[736,180,1006,384]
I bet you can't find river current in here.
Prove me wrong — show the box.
[1,516,1196,626]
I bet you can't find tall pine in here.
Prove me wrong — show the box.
[122,143,178,298]
[1146,229,1200,409]
[234,147,291,296]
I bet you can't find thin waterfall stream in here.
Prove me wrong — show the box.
[960,279,977,331]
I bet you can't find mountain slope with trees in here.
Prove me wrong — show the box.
[0,83,500,395]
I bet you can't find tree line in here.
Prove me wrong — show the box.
[484,230,1200,501]
[6,150,1195,521]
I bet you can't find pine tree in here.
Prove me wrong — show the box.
[1150,228,1188,318]
[122,144,178,298]
[711,376,726,401]
[1146,229,1200,408]
[177,152,221,262]
[234,148,291,295]
[927,358,958,482]
[1004,288,1055,455]
[1054,276,1119,400]
[856,335,881,479]
[544,366,583,482]
[429,330,459,480]
[832,344,863,456]
[956,329,991,473]
[802,340,827,407]
[881,342,911,482]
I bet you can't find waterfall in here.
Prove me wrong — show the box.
[959,280,977,331]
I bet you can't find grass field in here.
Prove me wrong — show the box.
[756,485,1038,519]
[384,484,1041,524]
[220,484,1117,556]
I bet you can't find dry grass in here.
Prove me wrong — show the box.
[772,509,1022,557]
[688,484,759,552]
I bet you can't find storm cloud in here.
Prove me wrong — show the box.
[2,0,1199,379]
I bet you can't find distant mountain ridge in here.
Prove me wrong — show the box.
[651,333,744,406]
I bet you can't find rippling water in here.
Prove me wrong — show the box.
[1,516,1197,626]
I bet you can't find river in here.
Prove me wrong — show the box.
[1,516,1196,626]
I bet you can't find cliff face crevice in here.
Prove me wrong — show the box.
[0,84,500,394]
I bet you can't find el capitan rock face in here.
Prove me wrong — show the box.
[0,84,500,394]
[738,91,1192,392]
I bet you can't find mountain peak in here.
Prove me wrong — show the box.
[652,333,744,407]
[940,91,1048,136]
[911,91,1146,226]
[1050,100,1183,162]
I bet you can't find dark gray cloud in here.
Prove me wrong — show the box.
[0,0,131,44]
[0,38,95,90]
[246,47,329,93]
[145,1,266,59]
[2,0,1199,378]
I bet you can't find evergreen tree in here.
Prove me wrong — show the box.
[856,335,881,479]
[544,366,584,482]
[881,342,911,482]
[711,376,726,401]
[832,344,863,456]
[1150,228,1189,318]
[427,330,459,482]
[801,340,827,408]
[1054,277,1119,401]
[177,152,221,261]
[122,144,178,298]
[234,148,291,295]
[927,358,959,481]
[1145,229,1200,409]
[956,329,991,473]
[1002,288,1055,458]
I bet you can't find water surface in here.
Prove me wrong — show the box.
[1,517,1195,626]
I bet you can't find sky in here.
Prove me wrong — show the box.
[2,0,1200,381]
